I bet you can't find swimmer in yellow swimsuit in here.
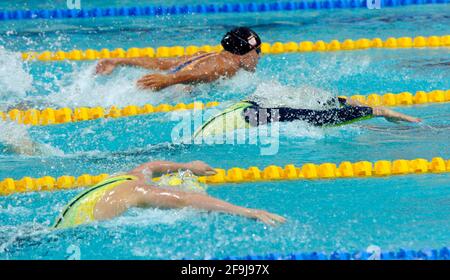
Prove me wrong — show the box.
[95,27,262,91]
[53,160,286,229]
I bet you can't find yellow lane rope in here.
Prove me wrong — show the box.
[22,35,450,62]
[1,157,448,196]
[0,101,219,126]
[1,90,449,126]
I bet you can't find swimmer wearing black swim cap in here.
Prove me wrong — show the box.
[96,27,262,92]
[221,27,262,55]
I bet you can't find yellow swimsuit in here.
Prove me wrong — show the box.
[193,101,253,140]
[53,175,137,229]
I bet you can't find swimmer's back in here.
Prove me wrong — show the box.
[53,175,138,229]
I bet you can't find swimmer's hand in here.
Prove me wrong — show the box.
[137,73,174,91]
[248,209,286,226]
[183,161,217,176]
[95,59,118,75]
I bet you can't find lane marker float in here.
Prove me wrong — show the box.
[1,157,448,196]
[219,246,450,260]
[22,35,450,62]
[3,1,449,21]
[1,90,448,126]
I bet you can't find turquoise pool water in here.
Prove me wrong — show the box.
[0,1,449,259]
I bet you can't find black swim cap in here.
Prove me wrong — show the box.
[221,27,261,56]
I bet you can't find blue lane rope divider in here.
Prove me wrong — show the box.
[218,246,450,260]
[1,0,449,21]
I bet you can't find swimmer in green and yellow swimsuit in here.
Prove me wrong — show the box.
[194,97,421,139]
[95,27,262,91]
[53,160,285,229]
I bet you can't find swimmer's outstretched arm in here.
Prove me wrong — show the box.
[95,52,207,75]
[95,58,181,74]
[131,161,285,225]
[372,107,422,123]
[345,98,422,123]
[137,187,286,226]
[96,160,285,225]
[136,55,239,91]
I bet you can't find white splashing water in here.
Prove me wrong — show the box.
[0,204,32,216]
[36,62,260,110]
[0,121,64,156]
[215,70,258,94]
[0,46,33,104]
[249,53,372,109]
[101,208,197,228]
[249,80,336,109]
[0,121,33,148]
[44,65,158,108]
[0,223,51,254]
[294,53,372,86]
[280,121,326,139]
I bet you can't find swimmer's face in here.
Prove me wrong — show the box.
[240,49,260,72]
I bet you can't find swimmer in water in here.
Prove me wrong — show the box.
[95,27,261,91]
[53,160,286,229]
[4,96,420,156]
[194,96,422,139]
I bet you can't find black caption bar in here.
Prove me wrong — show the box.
[2,260,449,279]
